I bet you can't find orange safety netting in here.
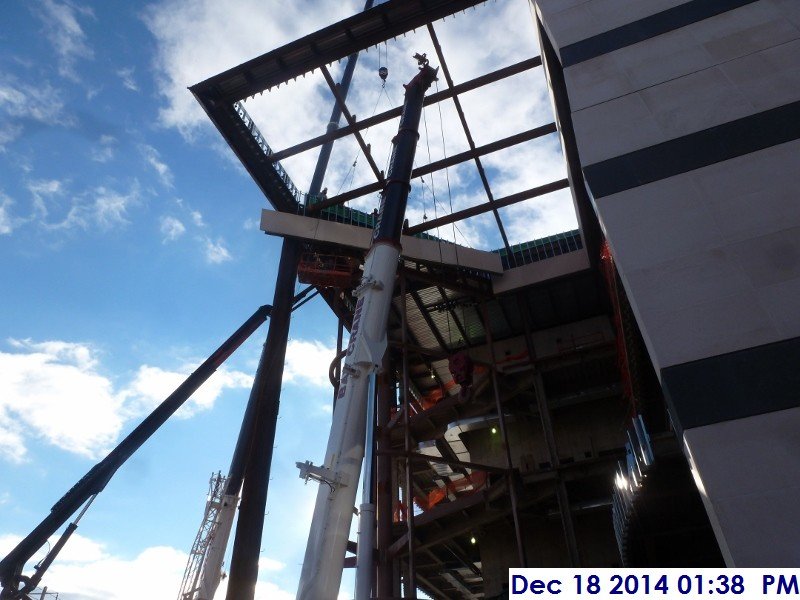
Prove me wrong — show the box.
[599,241,634,407]
[413,470,488,511]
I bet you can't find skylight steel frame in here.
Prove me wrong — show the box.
[190,0,570,267]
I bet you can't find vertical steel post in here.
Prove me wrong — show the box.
[481,300,527,568]
[400,273,417,597]
[376,355,396,599]
[307,0,375,201]
[333,302,345,406]
[225,240,300,600]
[516,296,581,565]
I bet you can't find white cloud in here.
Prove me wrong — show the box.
[144,0,359,137]
[0,339,123,460]
[121,364,252,419]
[0,122,23,152]
[258,556,286,572]
[0,77,71,145]
[283,339,335,388]
[90,186,135,228]
[191,210,204,227]
[35,0,95,81]
[242,217,260,231]
[202,237,232,264]
[47,183,140,231]
[27,178,63,214]
[141,144,174,187]
[117,66,139,92]
[20,179,140,233]
[0,193,16,234]
[215,579,295,600]
[90,134,116,163]
[6,532,186,600]
[160,215,186,242]
[0,339,251,462]
[0,532,294,600]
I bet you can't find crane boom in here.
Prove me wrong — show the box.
[296,55,438,600]
[0,305,272,599]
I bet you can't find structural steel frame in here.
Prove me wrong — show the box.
[190,1,621,598]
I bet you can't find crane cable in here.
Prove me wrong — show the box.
[334,42,392,197]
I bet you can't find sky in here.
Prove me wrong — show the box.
[0,1,575,598]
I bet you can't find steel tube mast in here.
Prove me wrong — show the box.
[296,54,438,600]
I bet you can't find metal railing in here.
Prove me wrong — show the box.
[233,102,305,205]
[493,229,583,269]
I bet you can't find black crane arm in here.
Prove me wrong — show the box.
[0,304,272,598]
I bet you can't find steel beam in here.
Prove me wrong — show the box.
[320,65,385,185]
[190,0,493,102]
[405,177,568,236]
[225,240,300,600]
[378,449,508,475]
[427,23,513,261]
[310,124,556,212]
[268,57,542,164]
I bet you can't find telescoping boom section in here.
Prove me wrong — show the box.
[296,55,438,600]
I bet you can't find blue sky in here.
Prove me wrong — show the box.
[0,1,573,598]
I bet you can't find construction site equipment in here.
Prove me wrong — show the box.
[177,472,237,600]
[297,253,361,289]
[0,305,273,600]
[295,53,438,600]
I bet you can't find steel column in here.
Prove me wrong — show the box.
[225,239,300,600]
[516,294,581,566]
[400,273,417,597]
[376,355,396,599]
[480,300,528,568]
[308,0,375,201]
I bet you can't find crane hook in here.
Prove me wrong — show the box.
[378,66,388,82]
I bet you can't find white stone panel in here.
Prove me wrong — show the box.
[755,276,800,339]
[771,0,800,29]
[492,247,590,294]
[628,284,778,372]
[693,140,800,243]
[598,174,726,273]
[638,67,754,142]
[535,0,692,50]
[595,141,800,370]
[564,0,800,112]
[571,92,663,165]
[684,408,800,566]
[723,226,800,289]
[565,27,714,111]
[719,38,800,111]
